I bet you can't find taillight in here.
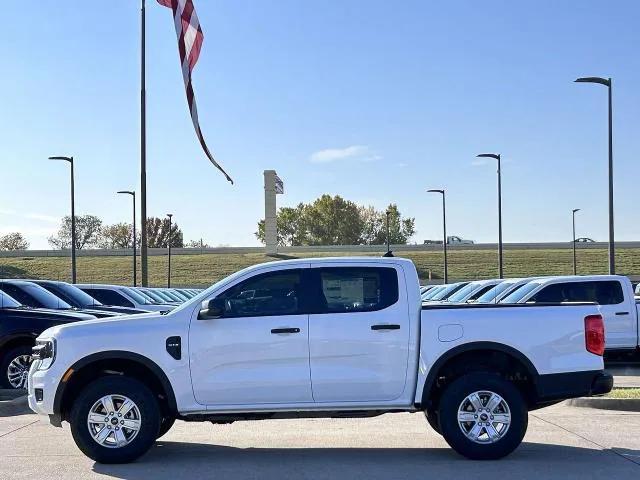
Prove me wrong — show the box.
[584,314,605,356]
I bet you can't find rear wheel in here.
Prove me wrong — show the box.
[438,373,527,460]
[69,376,161,464]
[0,346,32,389]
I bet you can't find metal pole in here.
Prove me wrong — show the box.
[607,79,615,274]
[132,192,137,287]
[167,214,173,288]
[497,155,503,279]
[385,211,390,254]
[70,157,76,284]
[140,0,149,286]
[442,192,448,284]
[572,210,578,275]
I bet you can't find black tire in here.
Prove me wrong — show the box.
[438,373,528,460]
[424,409,441,435]
[0,345,32,389]
[69,376,161,464]
[157,416,176,439]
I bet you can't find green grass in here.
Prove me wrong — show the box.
[605,388,640,399]
[1,247,639,287]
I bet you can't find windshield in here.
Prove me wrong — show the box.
[501,282,540,303]
[446,283,478,303]
[122,287,156,305]
[0,291,21,308]
[431,282,468,301]
[46,282,103,307]
[477,281,517,303]
[422,286,444,300]
[21,284,72,309]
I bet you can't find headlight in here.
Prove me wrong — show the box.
[32,339,56,370]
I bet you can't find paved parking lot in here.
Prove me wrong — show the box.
[1,403,638,480]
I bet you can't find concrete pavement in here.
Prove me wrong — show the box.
[0,403,638,480]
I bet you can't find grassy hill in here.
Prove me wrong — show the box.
[1,247,639,287]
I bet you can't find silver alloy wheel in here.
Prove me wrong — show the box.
[457,390,511,444]
[7,355,32,389]
[87,394,142,448]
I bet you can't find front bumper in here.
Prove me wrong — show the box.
[27,360,64,419]
[535,370,613,404]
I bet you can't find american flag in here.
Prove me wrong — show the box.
[156,0,233,184]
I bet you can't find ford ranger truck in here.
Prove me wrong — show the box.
[28,257,612,463]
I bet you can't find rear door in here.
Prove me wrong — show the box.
[308,263,410,403]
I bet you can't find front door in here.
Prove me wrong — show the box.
[308,263,410,403]
[189,267,313,406]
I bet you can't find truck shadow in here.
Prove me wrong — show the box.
[93,442,640,480]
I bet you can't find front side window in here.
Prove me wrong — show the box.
[217,269,303,317]
[317,267,398,313]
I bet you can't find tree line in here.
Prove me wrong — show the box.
[256,194,415,246]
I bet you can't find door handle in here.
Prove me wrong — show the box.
[271,327,300,334]
[371,324,401,331]
[615,311,630,316]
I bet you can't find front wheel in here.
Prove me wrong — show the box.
[0,346,33,389]
[438,373,528,460]
[69,376,161,464]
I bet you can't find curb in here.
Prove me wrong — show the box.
[0,390,29,417]
[567,397,640,412]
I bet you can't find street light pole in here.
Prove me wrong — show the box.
[477,153,503,278]
[385,210,390,255]
[49,156,76,283]
[572,208,580,275]
[575,76,614,274]
[428,189,448,283]
[166,213,173,288]
[117,191,137,286]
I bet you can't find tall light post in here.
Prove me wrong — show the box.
[427,189,448,283]
[49,156,76,283]
[477,153,503,278]
[572,208,580,275]
[166,213,173,288]
[575,76,615,274]
[383,209,394,257]
[117,190,137,286]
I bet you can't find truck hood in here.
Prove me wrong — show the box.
[38,311,161,340]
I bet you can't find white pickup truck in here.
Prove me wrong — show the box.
[28,257,612,464]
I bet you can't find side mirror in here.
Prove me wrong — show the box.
[198,298,225,320]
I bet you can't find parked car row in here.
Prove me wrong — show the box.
[0,279,202,389]
[421,274,640,354]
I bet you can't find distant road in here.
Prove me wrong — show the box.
[0,241,638,258]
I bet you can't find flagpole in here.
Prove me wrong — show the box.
[140,0,149,286]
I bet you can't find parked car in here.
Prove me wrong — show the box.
[500,275,639,352]
[0,280,116,319]
[476,278,543,304]
[77,284,175,313]
[0,290,95,389]
[574,237,595,243]
[447,236,474,245]
[426,281,470,302]
[28,257,610,463]
[442,279,503,304]
[31,280,151,315]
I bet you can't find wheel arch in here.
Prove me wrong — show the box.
[419,341,540,409]
[53,350,177,421]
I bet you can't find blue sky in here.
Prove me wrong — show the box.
[1,0,639,248]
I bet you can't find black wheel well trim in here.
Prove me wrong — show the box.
[53,350,178,417]
[0,333,37,353]
[420,341,540,407]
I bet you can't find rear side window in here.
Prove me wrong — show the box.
[531,281,624,305]
[316,267,398,313]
